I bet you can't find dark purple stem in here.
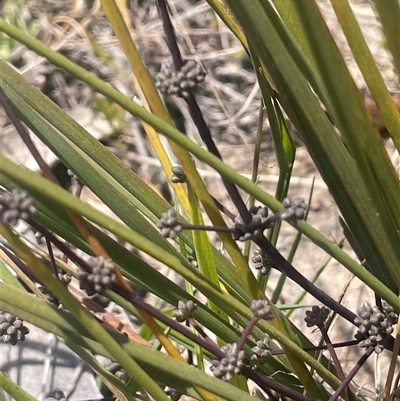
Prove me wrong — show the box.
[0,242,43,285]
[180,223,234,233]
[112,282,225,358]
[0,87,58,184]
[26,219,93,274]
[185,96,252,223]
[187,317,216,345]
[156,0,184,70]
[114,283,314,400]
[255,235,357,324]
[212,196,236,220]
[45,235,59,278]
[26,218,397,354]
[155,0,251,224]
[319,325,355,401]
[185,320,194,365]
[243,366,313,401]
[328,346,374,401]
[236,316,259,352]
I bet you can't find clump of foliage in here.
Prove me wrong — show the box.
[0,0,399,400]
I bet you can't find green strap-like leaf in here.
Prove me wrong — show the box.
[0,283,260,401]
[0,371,39,401]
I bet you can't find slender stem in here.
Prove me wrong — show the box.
[113,283,225,359]
[188,317,216,345]
[185,321,194,366]
[319,325,355,401]
[243,366,313,401]
[212,196,236,220]
[328,346,374,401]
[74,179,85,198]
[0,242,42,285]
[45,235,59,278]
[270,339,360,356]
[0,87,59,184]
[303,339,359,352]
[255,235,357,323]
[237,317,259,352]
[156,0,184,69]
[180,223,234,233]
[61,177,84,264]
[26,219,95,274]
[156,0,251,223]
[245,100,265,260]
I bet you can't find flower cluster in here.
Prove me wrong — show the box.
[354,301,398,354]
[250,299,274,320]
[0,189,35,225]
[280,197,307,224]
[0,312,30,345]
[170,165,186,184]
[157,209,182,239]
[232,206,269,242]
[251,248,273,275]
[79,257,116,296]
[156,60,206,98]
[304,305,330,327]
[210,343,245,381]
[251,337,272,365]
[173,300,197,322]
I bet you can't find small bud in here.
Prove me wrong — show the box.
[170,165,186,184]
[232,206,270,242]
[251,249,273,275]
[0,312,30,345]
[155,60,206,98]
[251,337,271,365]
[210,343,245,381]
[79,257,116,296]
[157,209,182,239]
[250,299,274,320]
[280,197,307,224]
[173,300,197,322]
[0,189,35,225]
[304,305,329,327]
[354,301,398,354]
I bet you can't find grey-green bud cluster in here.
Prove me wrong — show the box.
[354,301,398,354]
[210,343,245,381]
[250,299,274,320]
[232,206,269,242]
[79,257,116,296]
[251,249,273,275]
[251,337,272,365]
[156,60,206,98]
[0,189,35,225]
[304,305,330,327]
[173,300,197,322]
[157,209,183,239]
[280,197,307,224]
[171,165,186,184]
[0,312,30,345]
